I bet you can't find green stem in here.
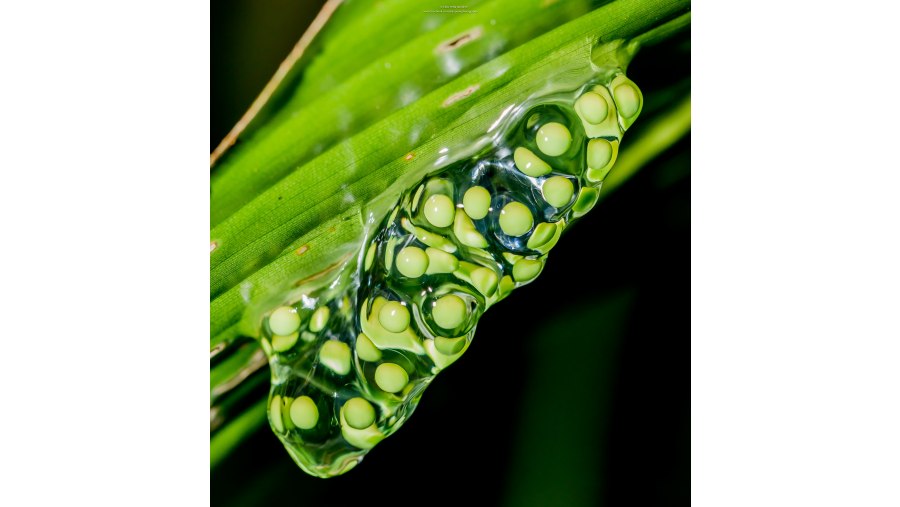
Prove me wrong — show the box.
[632,11,690,48]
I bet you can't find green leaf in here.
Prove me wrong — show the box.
[211,0,602,226]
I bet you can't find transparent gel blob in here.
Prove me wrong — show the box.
[258,72,642,477]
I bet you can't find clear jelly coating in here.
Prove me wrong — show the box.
[258,73,642,477]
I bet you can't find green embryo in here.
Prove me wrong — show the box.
[258,72,642,477]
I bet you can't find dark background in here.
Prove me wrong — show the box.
[211,2,689,505]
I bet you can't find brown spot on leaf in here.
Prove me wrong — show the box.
[209,342,225,359]
[405,153,415,161]
[437,26,483,53]
[442,84,480,107]
[295,245,310,256]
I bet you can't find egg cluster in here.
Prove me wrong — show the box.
[259,74,642,477]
